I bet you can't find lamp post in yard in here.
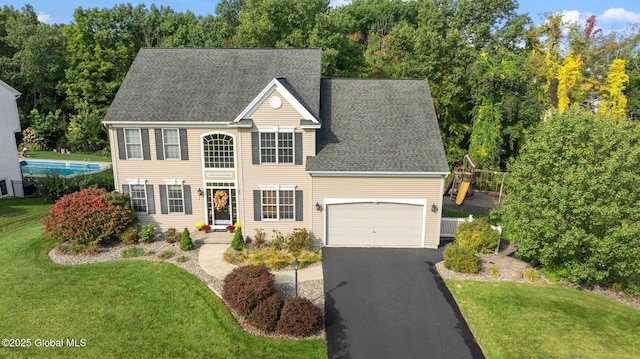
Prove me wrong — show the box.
[293,258,300,297]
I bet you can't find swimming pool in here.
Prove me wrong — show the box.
[20,160,104,178]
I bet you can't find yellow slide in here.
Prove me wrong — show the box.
[455,180,471,205]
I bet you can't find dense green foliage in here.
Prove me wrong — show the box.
[0,198,326,357]
[35,166,115,202]
[179,227,194,251]
[2,2,638,167]
[496,107,640,288]
[231,225,245,251]
[443,243,481,274]
[454,217,500,253]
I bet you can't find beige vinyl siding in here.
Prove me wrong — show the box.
[237,93,315,240]
[111,127,240,231]
[311,176,444,248]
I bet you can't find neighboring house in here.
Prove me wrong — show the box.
[103,48,449,248]
[0,80,23,198]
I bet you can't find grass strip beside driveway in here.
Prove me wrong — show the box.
[446,280,640,359]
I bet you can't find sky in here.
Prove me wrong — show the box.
[3,0,640,33]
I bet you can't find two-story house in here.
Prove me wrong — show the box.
[0,80,23,198]
[103,48,449,248]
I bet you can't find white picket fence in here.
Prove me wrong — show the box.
[440,215,502,238]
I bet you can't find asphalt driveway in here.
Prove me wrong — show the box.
[323,247,484,359]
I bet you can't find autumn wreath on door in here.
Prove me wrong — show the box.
[213,190,228,211]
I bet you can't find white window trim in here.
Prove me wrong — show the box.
[259,185,296,221]
[202,132,235,169]
[164,179,185,215]
[127,179,148,213]
[162,128,181,160]
[124,128,143,160]
[258,126,295,165]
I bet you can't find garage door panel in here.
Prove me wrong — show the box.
[327,202,423,247]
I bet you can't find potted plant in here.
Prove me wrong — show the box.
[226,225,235,234]
[201,225,211,233]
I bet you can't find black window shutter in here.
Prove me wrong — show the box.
[253,190,262,221]
[155,129,164,160]
[159,185,168,214]
[295,132,303,165]
[184,185,192,214]
[180,129,189,160]
[251,132,260,164]
[141,129,151,160]
[117,129,126,160]
[146,184,155,214]
[295,190,303,221]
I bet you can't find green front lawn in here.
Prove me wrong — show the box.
[0,198,325,358]
[22,150,111,163]
[446,280,640,359]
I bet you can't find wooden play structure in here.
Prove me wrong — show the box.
[444,154,507,206]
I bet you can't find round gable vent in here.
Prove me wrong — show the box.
[270,96,282,109]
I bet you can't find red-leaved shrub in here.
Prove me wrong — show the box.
[245,293,284,332]
[42,188,135,247]
[222,265,275,317]
[276,297,323,337]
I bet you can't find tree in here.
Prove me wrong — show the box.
[28,109,64,149]
[496,107,640,287]
[599,59,629,119]
[233,0,328,47]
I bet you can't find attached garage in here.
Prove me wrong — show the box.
[325,200,426,247]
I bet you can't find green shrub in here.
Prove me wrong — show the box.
[270,230,287,251]
[222,265,275,317]
[164,228,180,243]
[138,224,156,243]
[488,267,499,277]
[158,250,174,259]
[523,268,540,281]
[176,255,188,263]
[443,243,480,274]
[276,297,323,337]
[231,226,245,251]
[37,167,115,202]
[121,247,145,258]
[180,228,194,251]
[269,228,312,253]
[286,228,312,253]
[120,226,139,245]
[245,293,284,333]
[454,217,499,253]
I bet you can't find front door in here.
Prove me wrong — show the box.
[208,187,236,228]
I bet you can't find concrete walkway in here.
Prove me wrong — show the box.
[196,238,323,284]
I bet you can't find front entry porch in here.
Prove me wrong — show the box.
[191,229,234,244]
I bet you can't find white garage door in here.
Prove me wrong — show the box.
[326,202,424,247]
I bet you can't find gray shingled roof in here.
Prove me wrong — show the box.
[103,48,321,123]
[306,79,449,173]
